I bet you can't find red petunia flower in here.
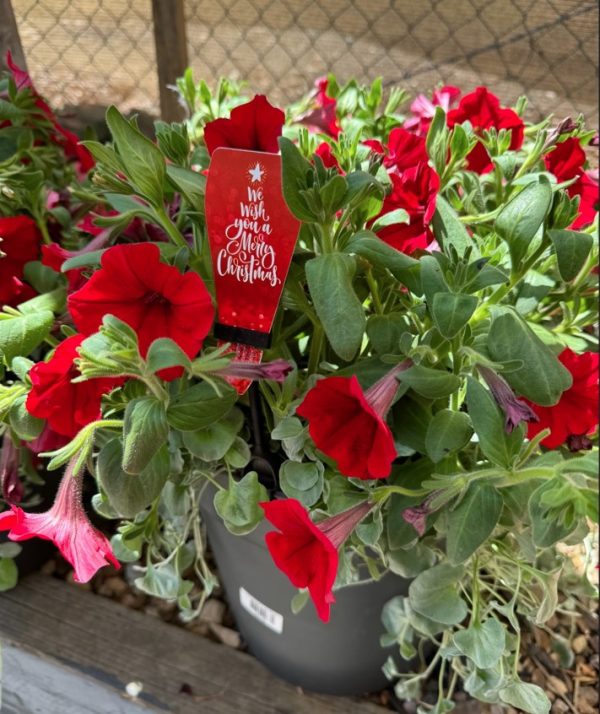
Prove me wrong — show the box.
[383,127,428,172]
[0,461,119,583]
[525,348,599,449]
[204,95,285,155]
[447,87,524,174]
[373,163,440,254]
[296,363,409,480]
[67,243,214,373]
[260,498,372,622]
[315,141,341,171]
[544,137,599,229]
[298,76,341,139]
[26,334,122,438]
[6,51,94,174]
[0,215,41,307]
[404,85,461,135]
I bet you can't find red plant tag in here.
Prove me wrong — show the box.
[205,148,300,393]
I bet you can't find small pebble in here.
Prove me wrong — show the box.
[573,634,588,654]
[209,623,242,649]
[200,598,226,624]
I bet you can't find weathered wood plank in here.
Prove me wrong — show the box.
[1,643,158,714]
[0,575,384,714]
[0,0,27,72]
[151,0,188,121]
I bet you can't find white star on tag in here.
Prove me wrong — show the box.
[248,163,264,182]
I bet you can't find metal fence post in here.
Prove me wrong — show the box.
[0,0,28,72]
[151,0,188,121]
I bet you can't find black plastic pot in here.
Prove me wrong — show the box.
[200,488,410,696]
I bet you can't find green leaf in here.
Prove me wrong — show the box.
[465,260,509,292]
[97,439,170,518]
[61,249,106,272]
[224,437,251,469]
[17,287,66,315]
[446,482,503,564]
[9,395,44,440]
[320,174,348,215]
[420,255,449,307]
[548,229,593,282]
[366,313,409,355]
[0,310,54,364]
[495,180,553,266]
[453,618,506,668]
[487,311,572,406]
[182,408,243,461]
[409,563,468,625]
[499,681,551,714]
[82,140,125,173]
[388,543,436,578]
[146,338,192,374]
[167,381,237,431]
[432,196,477,257]
[391,397,431,455]
[122,396,169,474]
[105,105,166,205]
[0,558,18,592]
[272,416,305,440]
[166,164,206,208]
[346,230,420,291]
[400,365,461,399]
[214,472,268,535]
[432,293,478,339]
[279,460,324,507]
[306,253,365,361]
[529,478,576,547]
[465,377,522,467]
[278,136,316,221]
[135,562,190,599]
[425,409,473,463]
[371,208,410,232]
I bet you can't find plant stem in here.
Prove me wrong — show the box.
[307,325,324,375]
[155,205,189,250]
[366,268,383,314]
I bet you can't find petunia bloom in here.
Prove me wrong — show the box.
[296,362,410,480]
[525,348,599,449]
[0,215,41,307]
[0,460,119,583]
[297,76,341,138]
[6,51,94,174]
[373,163,440,254]
[447,87,524,174]
[217,359,293,383]
[544,137,599,229]
[0,437,23,504]
[67,243,215,374]
[204,95,285,155]
[404,85,461,135]
[26,334,122,438]
[478,365,539,434]
[260,498,372,621]
[383,127,428,173]
[315,141,342,172]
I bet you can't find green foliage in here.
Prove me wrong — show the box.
[214,472,268,535]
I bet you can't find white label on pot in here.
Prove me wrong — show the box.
[239,587,283,634]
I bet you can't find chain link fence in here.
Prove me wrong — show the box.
[11,0,600,127]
